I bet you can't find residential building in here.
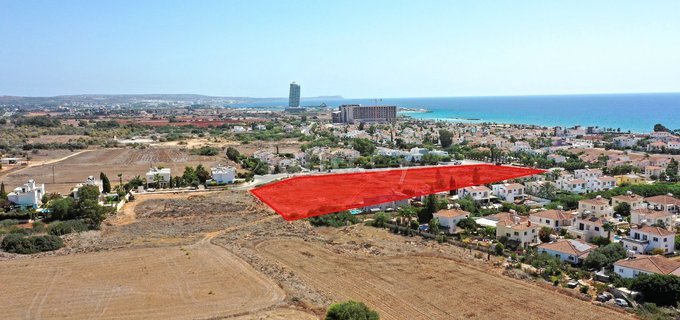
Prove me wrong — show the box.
[457,185,492,202]
[587,176,617,192]
[288,82,300,108]
[578,196,613,217]
[7,180,45,209]
[613,136,641,148]
[146,167,172,188]
[574,168,603,180]
[72,176,104,200]
[630,208,674,228]
[612,193,645,210]
[644,165,664,177]
[568,215,611,242]
[434,209,470,234]
[537,239,596,265]
[555,178,587,193]
[614,255,680,279]
[647,141,667,152]
[495,214,539,247]
[211,165,236,184]
[333,104,397,124]
[614,174,646,186]
[491,183,525,202]
[529,209,576,230]
[547,154,567,163]
[621,226,675,254]
[645,195,680,214]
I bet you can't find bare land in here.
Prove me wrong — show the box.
[0,147,224,194]
[0,189,634,319]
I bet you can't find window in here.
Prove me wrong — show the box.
[594,227,600,231]
[619,268,624,273]
[664,238,668,242]
[514,232,519,236]
[653,237,659,242]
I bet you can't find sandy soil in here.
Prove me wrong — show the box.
[0,189,634,320]
[0,242,284,319]
[257,239,628,320]
[0,147,224,194]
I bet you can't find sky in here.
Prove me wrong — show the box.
[1,1,679,98]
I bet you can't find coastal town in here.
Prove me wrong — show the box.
[1,89,680,319]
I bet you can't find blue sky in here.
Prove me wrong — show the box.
[1,1,679,98]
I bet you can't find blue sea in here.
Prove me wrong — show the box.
[229,93,680,133]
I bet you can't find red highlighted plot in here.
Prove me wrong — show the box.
[250,164,545,221]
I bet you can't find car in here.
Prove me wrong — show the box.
[596,292,613,302]
[615,298,629,307]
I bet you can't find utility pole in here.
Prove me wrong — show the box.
[52,165,55,184]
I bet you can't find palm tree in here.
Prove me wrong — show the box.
[153,173,163,188]
[117,173,123,188]
[602,221,616,241]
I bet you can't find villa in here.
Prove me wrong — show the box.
[7,180,46,209]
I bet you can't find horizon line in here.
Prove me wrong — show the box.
[2,90,680,100]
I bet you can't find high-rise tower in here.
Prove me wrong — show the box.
[288,82,301,108]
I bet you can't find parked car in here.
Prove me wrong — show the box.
[615,298,629,307]
[596,292,613,302]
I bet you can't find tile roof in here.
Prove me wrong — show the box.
[614,255,680,275]
[531,210,573,221]
[580,197,610,206]
[636,226,675,237]
[435,209,470,218]
[645,195,680,206]
[612,194,643,202]
[538,239,596,257]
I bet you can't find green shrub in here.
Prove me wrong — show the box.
[307,211,359,228]
[47,220,88,236]
[1,234,63,254]
[326,300,379,320]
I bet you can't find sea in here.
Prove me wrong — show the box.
[228,92,680,133]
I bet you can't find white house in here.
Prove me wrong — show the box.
[630,208,674,228]
[568,215,611,242]
[72,176,104,200]
[529,209,577,230]
[614,255,680,279]
[612,193,645,211]
[574,168,603,180]
[7,180,45,209]
[537,239,596,265]
[547,154,567,163]
[613,136,641,148]
[210,165,236,184]
[146,167,172,188]
[434,209,470,234]
[621,226,675,254]
[645,195,680,215]
[457,186,492,202]
[578,196,612,218]
[556,178,587,193]
[491,183,525,202]
[586,176,616,192]
[495,213,539,248]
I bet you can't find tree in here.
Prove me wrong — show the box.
[48,197,75,220]
[397,206,417,225]
[77,185,100,202]
[429,217,440,235]
[538,227,553,243]
[495,243,505,255]
[439,129,453,148]
[153,173,163,188]
[584,243,626,270]
[418,195,437,223]
[76,199,109,229]
[373,212,391,228]
[653,123,670,132]
[614,202,631,217]
[351,138,375,156]
[326,300,379,320]
[195,164,210,184]
[0,182,6,200]
[602,221,616,241]
[456,217,478,233]
[182,166,198,185]
[226,147,241,162]
[100,172,111,193]
[631,274,680,307]
[117,173,123,189]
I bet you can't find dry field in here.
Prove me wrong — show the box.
[0,189,635,320]
[0,147,224,194]
[0,242,284,319]
[256,239,628,320]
